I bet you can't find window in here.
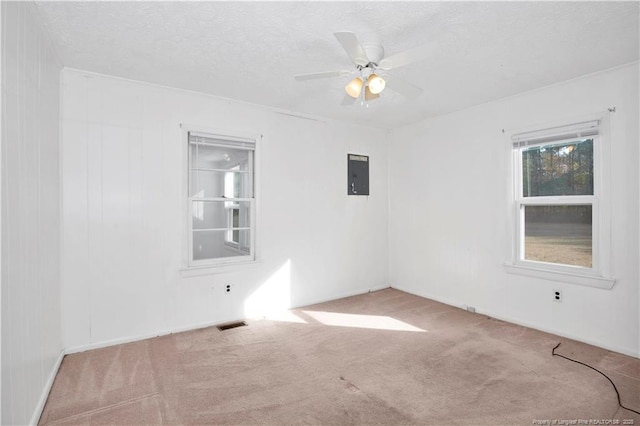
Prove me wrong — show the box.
[509,119,613,288]
[187,130,255,266]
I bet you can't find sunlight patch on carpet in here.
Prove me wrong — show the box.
[302,311,426,332]
[262,310,307,324]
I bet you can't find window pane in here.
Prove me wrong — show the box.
[190,170,224,198]
[522,139,593,197]
[193,229,251,260]
[190,143,252,198]
[192,201,251,230]
[190,170,251,198]
[524,205,592,267]
[190,144,250,171]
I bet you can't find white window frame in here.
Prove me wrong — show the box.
[181,124,258,271]
[505,114,615,289]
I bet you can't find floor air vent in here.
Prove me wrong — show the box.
[217,321,247,331]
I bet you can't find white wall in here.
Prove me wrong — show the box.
[388,63,639,356]
[1,2,64,424]
[61,69,389,350]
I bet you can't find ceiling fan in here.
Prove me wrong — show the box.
[294,32,429,105]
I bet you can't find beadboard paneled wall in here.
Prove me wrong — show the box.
[1,2,64,424]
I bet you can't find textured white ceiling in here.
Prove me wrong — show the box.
[35,1,639,129]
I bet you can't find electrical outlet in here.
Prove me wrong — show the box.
[553,289,562,303]
[226,284,231,293]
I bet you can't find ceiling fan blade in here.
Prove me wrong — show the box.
[384,75,423,99]
[378,41,437,71]
[334,32,369,66]
[341,93,356,106]
[294,70,351,81]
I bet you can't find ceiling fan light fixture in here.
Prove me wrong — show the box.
[345,77,364,98]
[368,73,386,94]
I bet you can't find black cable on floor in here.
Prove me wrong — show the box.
[552,342,640,416]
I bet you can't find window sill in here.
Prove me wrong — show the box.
[503,263,615,289]
[180,259,260,277]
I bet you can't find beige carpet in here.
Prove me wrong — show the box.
[40,289,640,425]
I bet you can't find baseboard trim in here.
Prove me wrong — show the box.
[480,309,639,359]
[30,350,65,425]
[64,315,244,355]
[290,285,392,310]
[392,285,640,359]
[64,286,391,355]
